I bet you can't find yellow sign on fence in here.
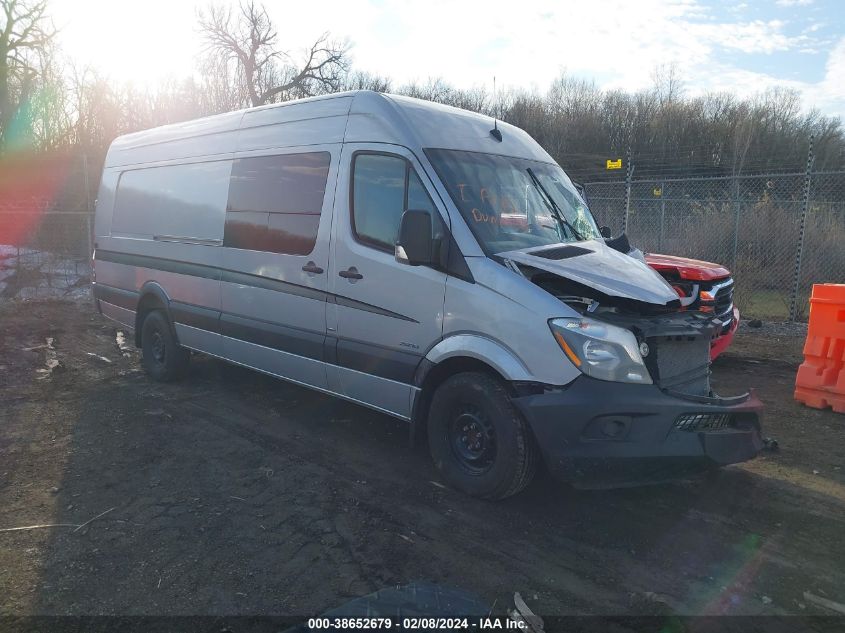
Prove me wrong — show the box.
[606,159,622,170]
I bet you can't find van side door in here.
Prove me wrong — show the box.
[328,144,448,418]
[219,146,339,389]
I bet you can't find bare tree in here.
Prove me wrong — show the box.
[197,1,349,108]
[197,54,248,114]
[27,40,71,148]
[0,0,55,146]
[651,62,684,106]
[340,70,392,93]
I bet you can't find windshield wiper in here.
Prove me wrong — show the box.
[526,167,585,241]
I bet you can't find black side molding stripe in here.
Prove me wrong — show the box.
[221,269,325,303]
[93,283,139,310]
[170,302,221,333]
[170,303,326,365]
[331,295,419,323]
[324,335,339,366]
[336,338,421,384]
[96,250,222,281]
[93,284,416,384]
[220,313,325,361]
[96,249,418,323]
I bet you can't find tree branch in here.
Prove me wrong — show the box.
[198,4,349,107]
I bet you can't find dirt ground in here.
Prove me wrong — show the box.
[1,298,844,618]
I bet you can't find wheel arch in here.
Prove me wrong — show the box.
[409,335,535,447]
[134,282,173,347]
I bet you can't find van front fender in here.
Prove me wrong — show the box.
[423,334,534,382]
[408,335,543,448]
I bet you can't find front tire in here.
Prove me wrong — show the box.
[140,309,190,382]
[427,372,538,499]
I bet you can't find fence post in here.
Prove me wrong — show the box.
[623,148,634,234]
[82,153,93,259]
[731,175,741,271]
[658,180,666,251]
[789,136,815,322]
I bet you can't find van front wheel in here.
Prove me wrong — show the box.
[427,372,537,499]
[140,309,190,382]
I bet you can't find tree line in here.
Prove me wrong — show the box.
[2,0,843,180]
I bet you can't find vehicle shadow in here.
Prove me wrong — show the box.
[27,354,826,617]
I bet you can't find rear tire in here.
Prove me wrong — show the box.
[427,372,538,499]
[140,309,189,382]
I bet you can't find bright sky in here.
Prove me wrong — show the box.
[51,0,845,119]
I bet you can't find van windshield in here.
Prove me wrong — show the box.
[426,148,600,254]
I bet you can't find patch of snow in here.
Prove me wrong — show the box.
[35,337,62,380]
[116,331,133,356]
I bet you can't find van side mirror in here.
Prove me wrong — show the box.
[599,226,612,239]
[396,210,433,266]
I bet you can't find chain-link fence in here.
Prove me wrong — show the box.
[0,153,95,299]
[2,151,844,320]
[585,169,845,320]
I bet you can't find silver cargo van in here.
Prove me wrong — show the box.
[93,91,763,498]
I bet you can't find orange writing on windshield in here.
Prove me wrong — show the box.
[471,209,499,224]
[456,182,530,225]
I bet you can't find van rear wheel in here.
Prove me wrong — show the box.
[427,372,537,499]
[140,309,189,382]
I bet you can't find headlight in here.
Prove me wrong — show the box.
[549,317,652,384]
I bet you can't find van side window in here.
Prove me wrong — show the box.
[352,153,436,251]
[224,152,331,255]
[113,161,232,240]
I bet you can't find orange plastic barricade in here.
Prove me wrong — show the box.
[794,284,845,413]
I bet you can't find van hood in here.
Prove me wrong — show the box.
[499,240,680,306]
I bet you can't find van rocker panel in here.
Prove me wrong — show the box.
[512,375,764,485]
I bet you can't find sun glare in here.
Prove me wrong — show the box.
[52,0,200,88]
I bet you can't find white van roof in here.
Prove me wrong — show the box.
[104,91,554,168]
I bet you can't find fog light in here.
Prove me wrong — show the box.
[602,419,627,438]
[582,415,632,441]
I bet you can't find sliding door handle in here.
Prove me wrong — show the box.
[302,262,324,274]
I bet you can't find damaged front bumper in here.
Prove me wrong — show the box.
[513,375,763,487]
[710,306,740,360]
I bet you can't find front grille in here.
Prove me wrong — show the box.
[645,335,712,396]
[675,413,733,432]
[700,278,734,319]
[714,284,733,318]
